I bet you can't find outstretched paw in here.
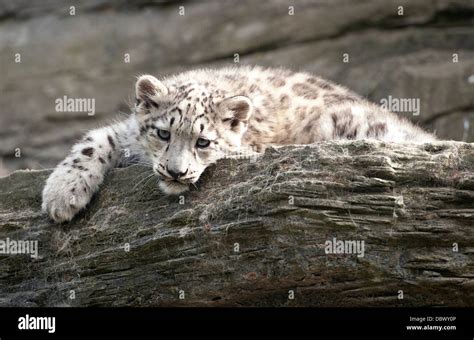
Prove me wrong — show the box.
[42,166,98,223]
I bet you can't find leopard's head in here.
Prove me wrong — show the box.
[134,75,253,194]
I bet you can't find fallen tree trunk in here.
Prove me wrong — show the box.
[0,140,473,307]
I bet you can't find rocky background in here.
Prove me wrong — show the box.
[1,0,474,175]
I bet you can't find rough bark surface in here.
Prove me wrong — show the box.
[0,141,473,307]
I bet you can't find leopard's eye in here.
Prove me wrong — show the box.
[157,129,170,141]
[196,138,211,148]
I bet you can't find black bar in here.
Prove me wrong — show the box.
[0,308,472,339]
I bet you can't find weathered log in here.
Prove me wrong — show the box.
[0,140,473,307]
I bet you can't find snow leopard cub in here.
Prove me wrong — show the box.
[42,66,435,223]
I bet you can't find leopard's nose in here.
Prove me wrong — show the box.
[167,167,188,180]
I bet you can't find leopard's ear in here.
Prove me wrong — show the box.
[218,96,253,132]
[135,75,168,114]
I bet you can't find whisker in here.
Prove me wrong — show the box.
[141,173,158,189]
[132,171,156,191]
[130,166,153,179]
[128,161,153,167]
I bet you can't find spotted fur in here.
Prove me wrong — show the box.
[42,66,436,223]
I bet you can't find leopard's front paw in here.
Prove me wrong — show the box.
[42,167,98,223]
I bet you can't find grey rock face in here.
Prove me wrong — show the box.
[0,0,473,174]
